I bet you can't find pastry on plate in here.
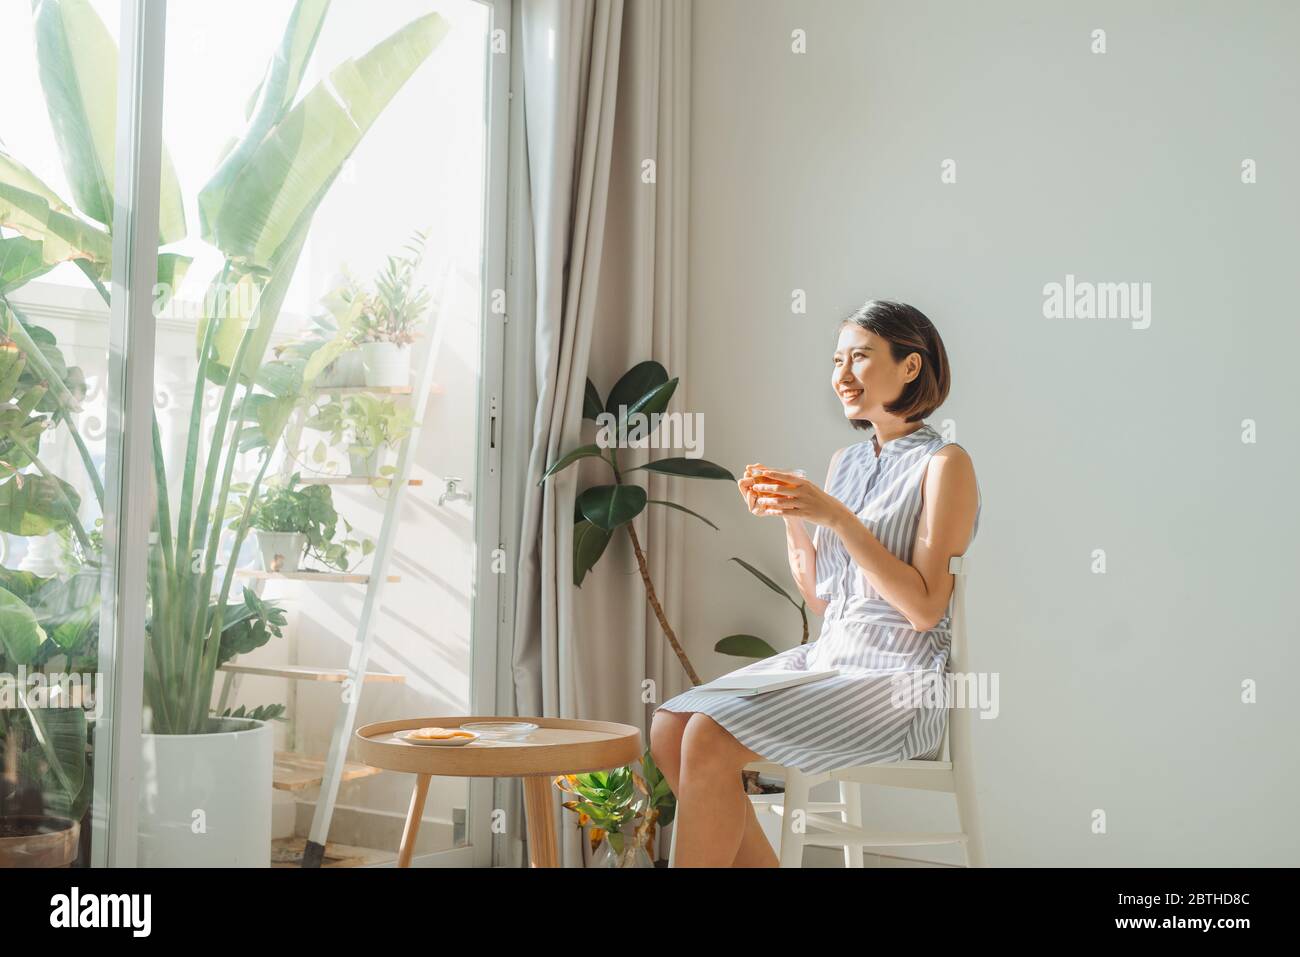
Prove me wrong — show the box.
[407,726,475,740]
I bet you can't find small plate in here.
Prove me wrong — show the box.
[397,728,480,747]
[459,721,538,741]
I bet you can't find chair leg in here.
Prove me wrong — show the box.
[779,770,811,868]
[667,818,677,867]
[954,778,985,868]
[839,779,865,868]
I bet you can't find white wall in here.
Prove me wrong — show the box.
[681,0,1299,865]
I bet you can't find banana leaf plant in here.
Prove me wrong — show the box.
[714,555,810,660]
[0,0,450,734]
[537,360,734,687]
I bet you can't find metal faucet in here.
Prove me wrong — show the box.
[438,477,471,506]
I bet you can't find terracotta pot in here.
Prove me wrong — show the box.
[0,816,80,867]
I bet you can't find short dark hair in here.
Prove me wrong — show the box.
[838,299,950,430]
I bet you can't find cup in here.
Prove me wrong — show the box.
[755,467,806,497]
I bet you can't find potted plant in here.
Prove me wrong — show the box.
[274,281,367,389]
[1,0,449,866]
[555,765,655,868]
[138,589,288,867]
[0,584,92,868]
[231,473,371,573]
[354,229,432,387]
[305,393,414,479]
[537,360,735,686]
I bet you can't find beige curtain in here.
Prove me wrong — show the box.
[506,0,693,868]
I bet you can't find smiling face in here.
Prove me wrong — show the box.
[831,323,922,422]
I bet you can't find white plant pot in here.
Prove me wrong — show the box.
[256,530,306,573]
[349,451,382,477]
[361,341,411,388]
[137,716,273,867]
[317,349,366,387]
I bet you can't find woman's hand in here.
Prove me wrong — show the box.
[751,468,851,529]
[737,463,769,516]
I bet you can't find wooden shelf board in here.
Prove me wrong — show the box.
[219,663,405,684]
[273,752,383,792]
[311,385,413,395]
[296,476,423,486]
[236,569,400,584]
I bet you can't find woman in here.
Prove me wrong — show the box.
[650,299,982,867]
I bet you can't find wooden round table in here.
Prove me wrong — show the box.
[355,715,642,867]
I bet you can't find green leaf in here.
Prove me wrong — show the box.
[538,444,607,485]
[32,0,186,241]
[0,236,57,294]
[573,519,612,587]
[729,556,800,608]
[152,252,192,312]
[199,12,450,270]
[0,473,81,536]
[582,378,603,421]
[20,706,89,821]
[0,181,113,271]
[0,585,48,664]
[201,221,310,388]
[242,392,296,449]
[625,377,678,419]
[605,361,667,417]
[198,0,331,243]
[644,498,718,530]
[714,634,779,659]
[221,702,287,722]
[577,484,646,531]
[628,457,734,481]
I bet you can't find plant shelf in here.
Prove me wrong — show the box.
[219,663,406,684]
[235,569,401,584]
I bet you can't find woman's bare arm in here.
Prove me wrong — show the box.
[782,447,845,616]
[827,444,978,631]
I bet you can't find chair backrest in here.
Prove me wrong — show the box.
[937,554,971,765]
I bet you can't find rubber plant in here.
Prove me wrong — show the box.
[537,360,734,687]
[0,0,450,733]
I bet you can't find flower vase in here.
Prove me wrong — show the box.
[590,822,654,869]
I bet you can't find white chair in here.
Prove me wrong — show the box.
[669,554,983,868]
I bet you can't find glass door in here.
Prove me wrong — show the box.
[4,0,508,868]
[136,0,506,867]
[0,0,142,868]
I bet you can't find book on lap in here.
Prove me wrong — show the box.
[693,669,840,698]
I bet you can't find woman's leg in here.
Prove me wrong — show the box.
[651,709,777,867]
[730,789,779,868]
[674,713,777,867]
[649,709,689,796]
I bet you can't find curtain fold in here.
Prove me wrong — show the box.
[507,0,693,868]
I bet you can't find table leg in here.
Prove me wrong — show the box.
[398,773,432,868]
[522,774,559,867]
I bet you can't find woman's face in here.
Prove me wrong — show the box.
[830,324,919,421]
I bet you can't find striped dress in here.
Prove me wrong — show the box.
[655,422,981,774]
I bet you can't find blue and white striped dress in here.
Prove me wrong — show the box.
[655,422,981,774]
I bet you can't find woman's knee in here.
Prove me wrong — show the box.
[681,713,749,774]
[650,709,689,765]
